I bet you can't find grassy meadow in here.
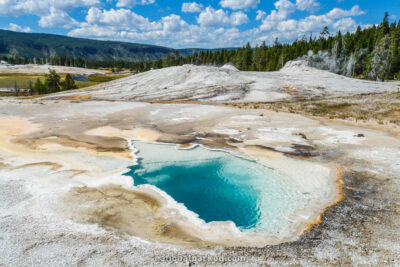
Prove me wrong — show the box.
[0,73,102,89]
[0,73,127,96]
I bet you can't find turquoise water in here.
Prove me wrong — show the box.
[125,141,307,233]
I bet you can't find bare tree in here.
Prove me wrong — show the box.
[14,80,19,97]
[28,80,33,96]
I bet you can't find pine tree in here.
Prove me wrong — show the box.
[240,42,252,70]
[45,70,61,93]
[368,35,393,80]
[380,12,390,36]
[320,26,330,39]
[61,74,78,91]
[33,78,45,95]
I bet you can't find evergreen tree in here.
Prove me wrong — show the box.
[369,35,394,80]
[33,78,45,95]
[61,74,78,91]
[45,70,61,93]
[380,12,390,36]
[240,43,252,70]
[320,26,330,39]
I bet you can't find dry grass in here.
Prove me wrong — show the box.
[228,92,400,126]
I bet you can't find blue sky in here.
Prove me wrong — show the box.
[0,0,398,48]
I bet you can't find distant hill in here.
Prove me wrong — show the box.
[178,47,238,56]
[0,30,175,62]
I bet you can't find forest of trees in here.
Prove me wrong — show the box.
[2,13,399,81]
[32,71,77,95]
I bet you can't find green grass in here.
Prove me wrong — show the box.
[74,80,101,88]
[88,74,126,83]
[78,73,128,88]
[0,75,44,89]
[0,73,109,90]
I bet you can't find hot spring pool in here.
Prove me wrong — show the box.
[125,141,311,234]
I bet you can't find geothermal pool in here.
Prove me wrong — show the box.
[125,141,311,234]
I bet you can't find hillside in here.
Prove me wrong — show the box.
[0,29,175,62]
[178,47,238,56]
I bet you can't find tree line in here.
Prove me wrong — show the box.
[142,13,399,81]
[10,71,77,96]
[2,13,399,81]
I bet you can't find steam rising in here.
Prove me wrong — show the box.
[299,36,397,81]
[299,49,366,78]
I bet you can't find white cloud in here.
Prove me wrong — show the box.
[85,7,161,31]
[256,10,266,20]
[70,24,253,49]
[259,0,322,31]
[0,0,100,17]
[230,12,250,26]
[50,0,101,11]
[0,0,369,50]
[68,6,254,48]
[258,2,365,45]
[49,0,366,49]
[162,14,188,32]
[182,2,203,13]
[298,14,359,33]
[260,0,296,31]
[326,5,364,19]
[197,7,249,27]
[5,23,31,32]
[116,0,155,8]
[333,17,358,32]
[38,7,78,28]
[296,0,320,12]
[0,0,98,32]
[219,0,260,10]
[277,19,297,31]
[274,0,297,18]
[68,25,118,38]
[296,15,329,32]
